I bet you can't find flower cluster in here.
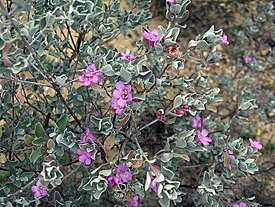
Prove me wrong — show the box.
[192,116,213,146]
[117,51,136,64]
[191,115,203,128]
[80,128,98,144]
[224,148,236,171]
[78,64,103,87]
[77,129,98,166]
[232,201,247,207]
[195,129,212,146]
[128,195,139,207]
[157,109,168,122]
[244,55,257,64]
[77,148,94,166]
[108,163,133,187]
[175,104,195,116]
[143,28,160,47]
[31,180,48,200]
[249,138,262,150]
[111,81,133,115]
[220,33,229,45]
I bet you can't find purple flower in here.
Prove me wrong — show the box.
[191,116,203,128]
[195,129,213,146]
[143,28,160,47]
[107,176,120,187]
[113,81,132,107]
[220,34,229,45]
[128,195,139,207]
[166,0,176,3]
[249,138,262,150]
[227,150,235,170]
[114,163,133,183]
[77,148,94,165]
[78,64,103,87]
[244,55,252,63]
[149,178,160,193]
[111,81,132,114]
[111,97,125,115]
[31,180,48,199]
[117,52,136,64]
[80,128,98,144]
[232,202,247,207]
[253,58,257,63]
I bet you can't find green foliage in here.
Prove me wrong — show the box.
[0,0,269,206]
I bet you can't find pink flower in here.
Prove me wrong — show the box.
[78,64,103,87]
[191,116,203,128]
[114,163,133,183]
[227,150,235,170]
[111,97,125,115]
[157,109,168,122]
[244,55,252,63]
[249,138,262,150]
[182,104,189,110]
[143,28,160,47]
[166,0,176,3]
[232,202,247,207]
[31,180,48,199]
[111,81,133,110]
[195,129,212,146]
[157,110,164,117]
[253,58,257,63]
[128,195,139,207]
[107,176,120,187]
[80,128,98,144]
[175,109,185,116]
[77,148,94,165]
[220,34,229,45]
[161,116,168,122]
[117,52,136,64]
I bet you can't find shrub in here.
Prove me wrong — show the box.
[0,0,265,206]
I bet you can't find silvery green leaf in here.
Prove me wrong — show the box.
[202,25,215,39]
[155,43,163,55]
[55,75,67,86]
[193,100,205,110]
[188,40,197,48]
[167,28,180,42]
[173,95,182,109]
[172,61,179,70]
[161,166,174,180]
[238,99,257,111]
[155,173,165,183]
[101,64,116,76]
[170,4,182,15]
[145,172,151,191]
[158,182,164,196]
[196,40,209,50]
[120,68,132,83]
[99,169,112,177]
[12,57,28,74]
[159,197,170,207]
[158,152,173,163]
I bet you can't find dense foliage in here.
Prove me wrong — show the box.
[0,0,272,206]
